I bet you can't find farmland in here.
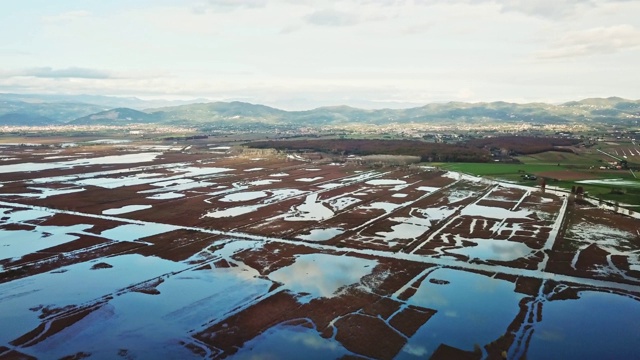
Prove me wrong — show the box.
[0,139,639,359]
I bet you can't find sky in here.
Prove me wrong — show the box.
[0,0,639,110]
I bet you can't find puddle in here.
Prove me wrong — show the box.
[0,187,85,199]
[0,224,93,261]
[318,183,341,189]
[147,192,185,200]
[398,268,524,359]
[527,290,640,359]
[296,177,323,182]
[365,179,406,186]
[461,204,533,220]
[233,324,353,360]
[361,202,401,213]
[448,238,533,262]
[376,216,432,241]
[327,196,361,211]
[416,186,439,192]
[269,253,376,303]
[87,139,132,144]
[76,173,166,189]
[245,168,264,172]
[248,179,281,186]
[284,194,334,221]
[0,152,163,174]
[392,193,408,198]
[0,208,53,223]
[100,223,178,242]
[269,173,288,177]
[297,228,344,241]
[102,205,152,215]
[220,191,268,202]
[576,179,640,187]
[204,205,263,218]
[447,189,476,204]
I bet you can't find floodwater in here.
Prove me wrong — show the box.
[0,224,93,262]
[285,194,334,221]
[296,227,344,241]
[269,253,376,303]
[448,239,533,262]
[102,204,152,215]
[398,268,525,359]
[0,152,162,174]
[147,192,185,200]
[232,324,353,360]
[527,291,640,359]
[204,204,262,218]
[1,152,639,359]
[99,223,178,243]
[220,191,268,202]
[365,179,406,186]
[26,261,272,360]
[0,254,187,345]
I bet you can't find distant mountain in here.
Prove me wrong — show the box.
[69,98,640,127]
[148,101,287,124]
[0,113,58,126]
[0,93,209,111]
[71,108,162,125]
[0,100,105,123]
[1,93,639,127]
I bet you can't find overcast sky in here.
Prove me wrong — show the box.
[0,0,639,109]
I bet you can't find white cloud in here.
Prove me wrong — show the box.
[304,9,359,26]
[401,22,433,35]
[192,0,267,13]
[538,24,640,58]
[41,10,91,23]
[17,67,114,79]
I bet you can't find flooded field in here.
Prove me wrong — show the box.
[0,141,639,359]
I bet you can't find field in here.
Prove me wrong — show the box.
[0,139,639,359]
[438,148,640,206]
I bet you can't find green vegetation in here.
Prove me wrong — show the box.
[437,150,640,206]
[436,162,560,176]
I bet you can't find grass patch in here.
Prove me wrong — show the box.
[436,163,563,176]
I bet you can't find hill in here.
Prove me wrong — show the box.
[0,113,58,126]
[0,99,105,124]
[71,108,161,125]
[1,93,639,128]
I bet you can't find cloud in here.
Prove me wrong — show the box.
[41,10,91,23]
[304,9,359,26]
[365,0,632,19]
[279,24,302,34]
[16,67,114,79]
[538,24,640,58]
[193,0,267,13]
[402,23,433,35]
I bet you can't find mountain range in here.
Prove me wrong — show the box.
[1,93,639,128]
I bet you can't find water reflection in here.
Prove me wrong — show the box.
[232,324,353,360]
[269,253,375,303]
[527,291,640,359]
[448,239,533,262]
[399,268,524,359]
[296,228,344,242]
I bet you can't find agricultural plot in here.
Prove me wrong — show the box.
[0,141,639,359]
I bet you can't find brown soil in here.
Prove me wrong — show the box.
[334,314,406,360]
